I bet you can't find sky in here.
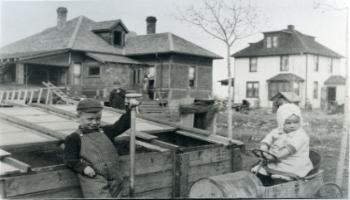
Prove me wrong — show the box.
[0,0,348,98]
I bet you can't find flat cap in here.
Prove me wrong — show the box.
[77,98,103,113]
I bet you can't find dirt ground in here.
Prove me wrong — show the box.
[150,108,349,197]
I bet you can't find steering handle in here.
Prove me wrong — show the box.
[252,149,278,162]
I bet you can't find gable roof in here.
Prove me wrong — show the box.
[267,73,304,82]
[233,27,342,58]
[91,19,129,32]
[324,75,346,85]
[0,16,123,59]
[124,32,222,59]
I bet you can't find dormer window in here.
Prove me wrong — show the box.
[266,36,278,48]
[266,37,272,48]
[113,31,123,46]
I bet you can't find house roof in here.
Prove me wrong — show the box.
[233,27,342,58]
[267,73,304,82]
[0,16,123,59]
[270,91,301,102]
[86,52,142,64]
[1,16,221,61]
[324,75,346,85]
[218,78,234,86]
[124,32,223,59]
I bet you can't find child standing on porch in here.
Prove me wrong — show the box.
[64,98,138,198]
[252,103,313,186]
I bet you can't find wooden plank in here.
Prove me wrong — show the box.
[2,157,30,173]
[135,187,173,198]
[23,90,28,104]
[188,160,232,183]
[179,153,190,197]
[45,89,50,105]
[0,113,67,140]
[186,146,231,167]
[11,186,82,199]
[28,90,34,104]
[0,91,4,103]
[4,169,79,197]
[37,88,43,103]
[16,115,72,123]
[135,140,168,152]
[232,147,243,172]
[0,162,20,176]
[151,140,180,150]
[0,149,11,159]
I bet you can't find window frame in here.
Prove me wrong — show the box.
[266,36,272,48]
[132,68,142,85]
[280,55,289,71]
[112,30,124,46]
[188,66,196,88]
[272,36,278,47]
[313,81,318,99]
[249,57,257,72]
[329,58,333,73]
[246,81,259,98]
[314,55,319,72]
[88,66,101,77]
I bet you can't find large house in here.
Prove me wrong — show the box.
[232,25,344,109]
[0,7,221,108]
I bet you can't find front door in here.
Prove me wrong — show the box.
[327,87,336,101]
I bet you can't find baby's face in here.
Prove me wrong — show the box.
[283,114,301,133]
[78,111,102,130]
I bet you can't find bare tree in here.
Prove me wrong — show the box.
[177,0,260,139]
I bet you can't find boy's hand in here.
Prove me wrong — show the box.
[127,99,140,108]
[83,166,96,177]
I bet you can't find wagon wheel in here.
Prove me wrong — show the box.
[251,149,278,162]
[314,182,343,199]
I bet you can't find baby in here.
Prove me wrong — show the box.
[252,103,313,186]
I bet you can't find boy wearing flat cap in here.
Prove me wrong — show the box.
[64,98,138,198]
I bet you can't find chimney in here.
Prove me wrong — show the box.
[287,24,295,31]
[146,16,157,34]
[57,7,68,30]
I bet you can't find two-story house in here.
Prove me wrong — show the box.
[232,25,343,109]
[0,7,222,108]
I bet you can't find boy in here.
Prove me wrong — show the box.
[252,103,313,186]
[64,98,138,198]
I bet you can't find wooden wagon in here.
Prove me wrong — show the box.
[0,104,244,198]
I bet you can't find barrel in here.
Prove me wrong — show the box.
[188,171,263,198]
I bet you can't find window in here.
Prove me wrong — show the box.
[72,63,81,85]
[328,58,333,73]
[272,36,278,47]
[249,57,257,72]
[266,37,272,48]
[188,66,196,88]
[313,81,318,99]
[280,56,289,71]
[246,81,259,98]
[314,55,319,72]
[88,66,100,76]
[132,68,142,85]
[113,31,123,46]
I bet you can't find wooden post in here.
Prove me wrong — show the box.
[29,90,34,104]
[0,91,4,104]
[37,88,43,103]
[125,93,142,197]
[23,90,28,104]
[45,89,50,105]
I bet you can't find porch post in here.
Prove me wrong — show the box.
[15,63,25,84]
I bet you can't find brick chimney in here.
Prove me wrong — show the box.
[57,7,68,30]
[146,16,157,34]
[287,24,295,31]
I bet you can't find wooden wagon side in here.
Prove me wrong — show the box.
[0,150,175,199]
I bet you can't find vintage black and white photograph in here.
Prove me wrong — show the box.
[0,0,349,199]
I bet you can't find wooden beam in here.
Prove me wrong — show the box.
[2,157,31,173]
[0,148,11,159]
[150,140,180,150]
